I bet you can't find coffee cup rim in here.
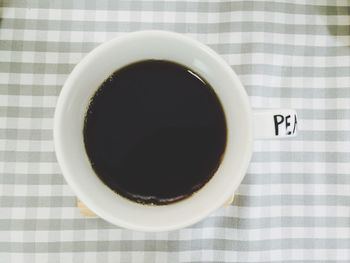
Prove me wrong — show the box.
[54,30,253,231]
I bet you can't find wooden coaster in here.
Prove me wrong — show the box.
[224,195,235,207]
[77,199,97,217]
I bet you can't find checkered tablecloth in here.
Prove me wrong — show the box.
[1,0,350,262]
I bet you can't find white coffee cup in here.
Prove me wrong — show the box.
[54,31,297,232]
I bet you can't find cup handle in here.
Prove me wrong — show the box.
[253,109,298,139]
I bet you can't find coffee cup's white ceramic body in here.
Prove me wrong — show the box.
[54,31,297,231]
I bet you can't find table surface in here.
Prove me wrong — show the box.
[1,0,350,262]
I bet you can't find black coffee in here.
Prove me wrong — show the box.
[83,60,227,205]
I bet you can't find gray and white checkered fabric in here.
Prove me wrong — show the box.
[1,0,350,262]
